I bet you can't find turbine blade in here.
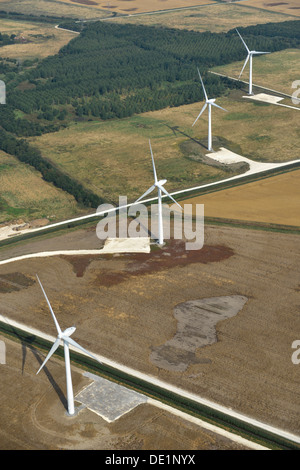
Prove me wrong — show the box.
[36,338,61,374]
[65,336,101,363]
[197,68,208,102]
[157,184,182,210]
[211,102,227,112]
[252,51,270,55]
[149,140,157,183]
[239,54,250,79]
[36,275,61,335]
[236,28,249,53]
[192,103,207,127]
[134,184,156,203]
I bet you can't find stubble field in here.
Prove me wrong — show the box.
[111,2,299,32]
[0,222,299,445]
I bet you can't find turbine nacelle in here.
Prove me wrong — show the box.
[62,326,76,338]
[134,141,182,245]
[236,28,269,92]
[156,179,167,187]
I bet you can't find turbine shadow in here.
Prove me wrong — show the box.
[165,124,208,150]
[10,325,67,410]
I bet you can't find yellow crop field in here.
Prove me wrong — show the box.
[53,0,216,15]
[244,0,300,17]
[112,2,298,32]
[181,169,300,227]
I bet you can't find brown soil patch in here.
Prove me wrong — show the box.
[92,240,234,286]
[60,255,101,278]
[0,273,34,293]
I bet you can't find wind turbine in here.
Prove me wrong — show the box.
[192,68,227,152]
[134,140,182,246]
[236,28,270,96]
[36,275,101,416]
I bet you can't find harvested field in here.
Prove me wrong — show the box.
[244,0,300,16]
[54,0,216,15]
[0,0,109,19]
[112,2,298,32]
[181,169,300,227]
[0,335,250,449]
[0,223,299,437]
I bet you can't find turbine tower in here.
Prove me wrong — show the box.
[192,68,227,152]
[36,275,101,416]
[236,28,269,96]
[134,140,182,246]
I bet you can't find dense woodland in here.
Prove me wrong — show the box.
[0,19,299,208]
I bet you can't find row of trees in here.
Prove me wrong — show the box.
[0,19,299,208]
[6,20,300,122]
[0,129,104,208]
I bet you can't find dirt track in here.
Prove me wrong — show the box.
[0,223,299,445]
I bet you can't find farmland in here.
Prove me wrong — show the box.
[27,85,299,205]
[0,223,299,441]
[0,150,84,224]
[0,18,77,60]
[181,169,300,227]
[245,0,300,17]
[0,0,299,452]
[112,2,299,32]
[52,0,217,15]
[212,47,300,97]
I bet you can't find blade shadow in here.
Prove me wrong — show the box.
[10,325,67,410]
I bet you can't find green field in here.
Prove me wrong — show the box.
[0,150,85,224]
[28,84,299,206]
[212,48,300,98]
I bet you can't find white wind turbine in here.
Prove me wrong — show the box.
[134,140,182,246]
[192,68,227,152]
[236,28,270,96]
[36,275,101,416]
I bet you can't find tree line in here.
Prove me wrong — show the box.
[0,129,104,208]
[0,19,299,208]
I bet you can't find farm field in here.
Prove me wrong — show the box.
[112,2,299,32]
[0,18,78,60]
[245,0,300,17]
[53,0,217,15]
[181,169,300,227]
[0,0,109,19]
[27,86,299,206]
[0,150,85,224]
[0,223,299,438]
[212,48,300,98]
[0,333,251,450]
